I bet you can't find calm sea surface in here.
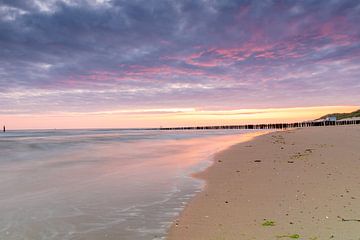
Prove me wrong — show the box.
[0,129,261,240]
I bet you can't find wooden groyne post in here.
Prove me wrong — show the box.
[159,119,360,131]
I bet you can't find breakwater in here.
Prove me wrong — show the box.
[159,119,360,130]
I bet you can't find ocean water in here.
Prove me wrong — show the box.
[0,129,260,240]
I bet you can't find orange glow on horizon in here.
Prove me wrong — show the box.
[0,105,358,130]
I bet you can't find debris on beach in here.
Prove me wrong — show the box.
[339,216,360,222]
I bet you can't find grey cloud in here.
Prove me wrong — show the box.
[0,0,359,113]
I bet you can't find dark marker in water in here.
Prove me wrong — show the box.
[3,125,5,132]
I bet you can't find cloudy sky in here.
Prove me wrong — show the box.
[0,0,359,129]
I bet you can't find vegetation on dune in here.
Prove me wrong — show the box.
[318,109,360,120]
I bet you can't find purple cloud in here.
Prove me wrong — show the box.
[0,0,359,115]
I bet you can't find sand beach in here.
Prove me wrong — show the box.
[168,125,360,240]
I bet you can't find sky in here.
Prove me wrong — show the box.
[0,0,359,129]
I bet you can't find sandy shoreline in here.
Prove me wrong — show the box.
[167,125,360,240]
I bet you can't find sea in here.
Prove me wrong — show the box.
[0,129,261,240]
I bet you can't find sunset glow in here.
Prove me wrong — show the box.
[2,106,358,130]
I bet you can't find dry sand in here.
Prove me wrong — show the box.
[167,125,360,240]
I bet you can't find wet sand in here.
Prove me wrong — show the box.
[167,125,360,240]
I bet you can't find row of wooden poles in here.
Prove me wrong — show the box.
[158,119,360,130]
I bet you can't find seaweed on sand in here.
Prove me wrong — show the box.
[262,220,276,226]
[276,234,300,239]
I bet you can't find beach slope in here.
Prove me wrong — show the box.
[168,125,360,240]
